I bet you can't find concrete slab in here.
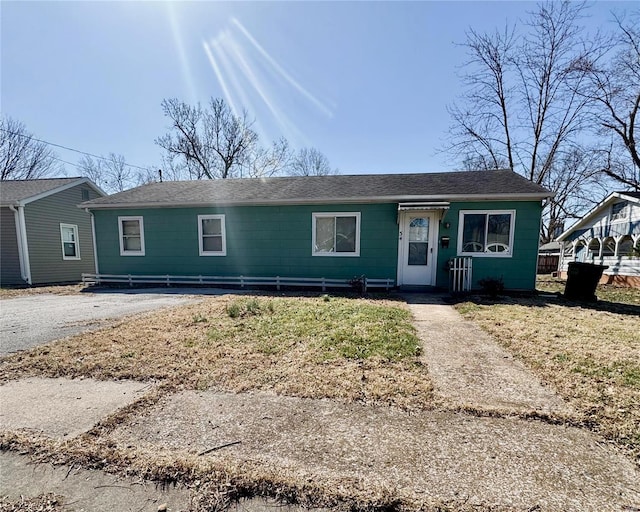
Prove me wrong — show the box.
[0,451,325,512]
[0,451,191,512]
[110,390,640,511]
[0,378,152,438]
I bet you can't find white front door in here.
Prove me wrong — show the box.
[398,212,437,286]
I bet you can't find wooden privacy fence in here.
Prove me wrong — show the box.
[449,257,473,292]
[82,273,395,292]
[537,255,559,274]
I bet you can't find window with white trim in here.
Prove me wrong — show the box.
[118,216,145,256]
[458,210,515,257]
[312,212,360,256]
[60,223,80,260]
[198,215,226,256]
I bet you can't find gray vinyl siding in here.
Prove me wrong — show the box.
[24,184,100,284]
[0,207,23,286]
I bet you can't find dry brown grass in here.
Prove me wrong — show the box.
[0,284,86,299]
[455,284,640,462]
[0,429,510,512]
[0,294,434,411]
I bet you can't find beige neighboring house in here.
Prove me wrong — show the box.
[556,191,640,288]
[0,177,105,286]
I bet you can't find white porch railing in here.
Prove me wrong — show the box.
[81,273,395,292]
[449,257,473,292]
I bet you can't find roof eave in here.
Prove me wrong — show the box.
[15,178,106,206]
[82,192,551,210]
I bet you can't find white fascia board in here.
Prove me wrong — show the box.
[18,178,106,206]
[617,192,640,204]
[82,193,551,210]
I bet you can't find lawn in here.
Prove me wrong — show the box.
[455,278,640,462]
[1,284,638,509]
[0,294,434,410]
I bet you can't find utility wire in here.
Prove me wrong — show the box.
[0,127,151,171]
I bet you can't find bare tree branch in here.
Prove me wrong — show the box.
[155,97,259,179]
[289,147,337,176]
[77,153,136,193]
[0,116,58,180]
[444,1,619,239]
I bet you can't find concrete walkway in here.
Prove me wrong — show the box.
[1,294,639,511]
[404,294,572,416]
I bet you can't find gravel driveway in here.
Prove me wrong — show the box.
[0,289,203,356]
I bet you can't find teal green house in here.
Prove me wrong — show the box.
[81,170,550,291]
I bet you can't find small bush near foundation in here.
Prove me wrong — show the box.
[478,277,505,297]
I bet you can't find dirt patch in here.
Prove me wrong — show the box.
[0,284,86,299]
[108,389,640,511]
[0,378,153,438]
[0,492,64,512]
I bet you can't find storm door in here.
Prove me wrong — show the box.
[398,212,437,286]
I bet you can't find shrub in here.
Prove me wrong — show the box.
[478,277,504,297]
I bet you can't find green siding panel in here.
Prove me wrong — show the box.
[93,199,542,290]
[94,204,399,280]
[24,184,100,284]
[435,200,542,290]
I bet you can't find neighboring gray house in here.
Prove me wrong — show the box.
[556,191,640,288]
[0,177,105,286]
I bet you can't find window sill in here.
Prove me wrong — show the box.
[312,252,360,257]
[457,252,512,258]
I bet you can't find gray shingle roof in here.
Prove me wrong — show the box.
[83,170,551,208]
[0,177,87,205]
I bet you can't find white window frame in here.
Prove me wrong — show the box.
[610,202,629,223]
[198,214,227,256]
[312,212,361,257]
[457,210,516,258]
[60,223,80,261]
[118,216,145,256]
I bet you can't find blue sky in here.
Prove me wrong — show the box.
[1,1,631,177]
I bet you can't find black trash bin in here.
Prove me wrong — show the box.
[564,262,608,301]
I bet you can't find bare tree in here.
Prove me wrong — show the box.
[77,153,136,193]
[289,147,337,176]
[446,1,609,240]
[539,148,610,241]
[240,138,291,178]
[155,97,259,179]
[447,25,518,171]
[0,116,58,180]
[577,11,640,190]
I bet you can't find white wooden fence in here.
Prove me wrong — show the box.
[449,257,473,292]
[82,273,395,292]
